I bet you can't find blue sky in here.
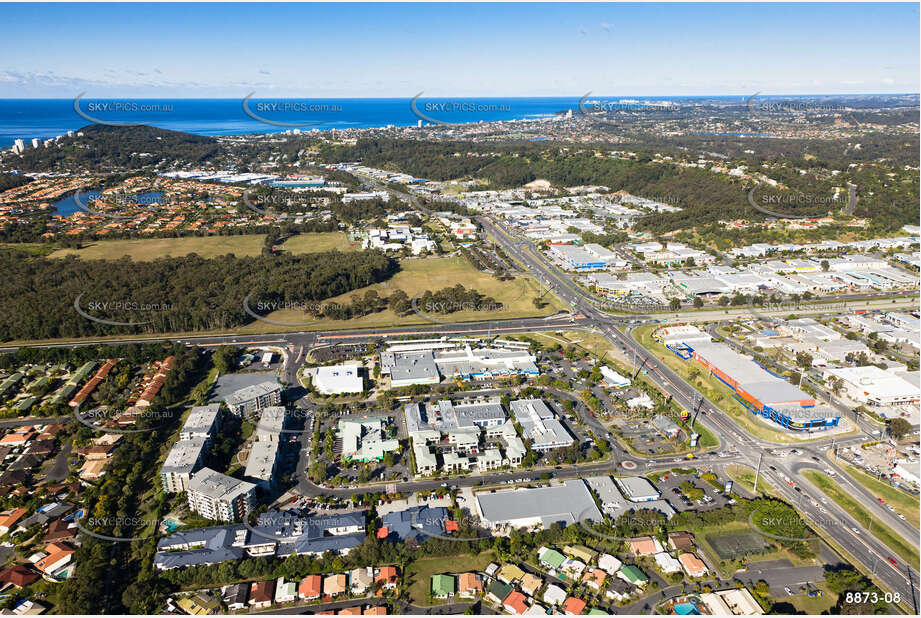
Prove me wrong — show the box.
[1,2,917,97]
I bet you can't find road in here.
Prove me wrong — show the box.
[476,210,920,611]
[1,179,916,611]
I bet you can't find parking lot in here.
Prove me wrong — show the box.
[652,468,735,514]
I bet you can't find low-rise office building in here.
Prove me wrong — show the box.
[823,365,920,408]
[510,398,574,452]
[339,416,399,462]
[380,351,441,388]
[313,364,364,395]
[614,476,661,502]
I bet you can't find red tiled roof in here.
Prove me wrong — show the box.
[0,565,39,587]
[503,591,528,614]
[563,597,587,615]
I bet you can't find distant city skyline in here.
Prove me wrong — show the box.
[1,2,918,98]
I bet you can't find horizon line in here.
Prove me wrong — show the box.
[1,92,919,100]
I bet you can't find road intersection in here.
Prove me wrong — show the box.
[1,179,917,612]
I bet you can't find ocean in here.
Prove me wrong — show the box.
[0,96,748,148]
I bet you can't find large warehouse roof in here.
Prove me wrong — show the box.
[741,380,814,406]
[693,342,813,406]
[475,480,601,528]
[692,343,768,384]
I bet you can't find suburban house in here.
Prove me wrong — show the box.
[298,575,322,600]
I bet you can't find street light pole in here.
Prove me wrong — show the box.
[753,452,764,495]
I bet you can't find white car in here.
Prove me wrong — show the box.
[851,527,860,535]
[898,514,906,520]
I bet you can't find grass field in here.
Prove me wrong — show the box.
[785,583,836,614]
[841,463,920,529]
[281,232,357,254]
[556,330,619,360]
[804,470,919,568]
[405,551,495,606]
[726,464,776,496]
[47,232,354,260]
[0,242,56,256]
[239,256,564,333]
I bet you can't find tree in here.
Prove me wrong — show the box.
[717,296,730,306]
[795,351,813,370]
[888,417,912,440]
[693,296,704,308]
[820,259,830,271]
[212,345,238,374]
[309,461,328,483]
[669,298,682,311]
[377,392,394,410]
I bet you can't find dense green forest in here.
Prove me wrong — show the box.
[12,125,221,171]
[0,172,31,192]
[320,138,919,231]
[0,249,396,340]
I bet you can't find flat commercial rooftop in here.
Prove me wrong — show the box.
[584,475,622,508]
[388,351,439,384]
[741,380,814,406]
[771,405,840,421]
[475,480,602,528]
[693,342,813,406]
[614,476,661,502]
[210,372,278,404]
[692,343,768,384]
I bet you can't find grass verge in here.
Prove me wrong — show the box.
[725,464,776,496]
[804,470,919,568]
[840,462,919,529]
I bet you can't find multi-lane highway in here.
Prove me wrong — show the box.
[477,208,919,610]
[2,177,916,611]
